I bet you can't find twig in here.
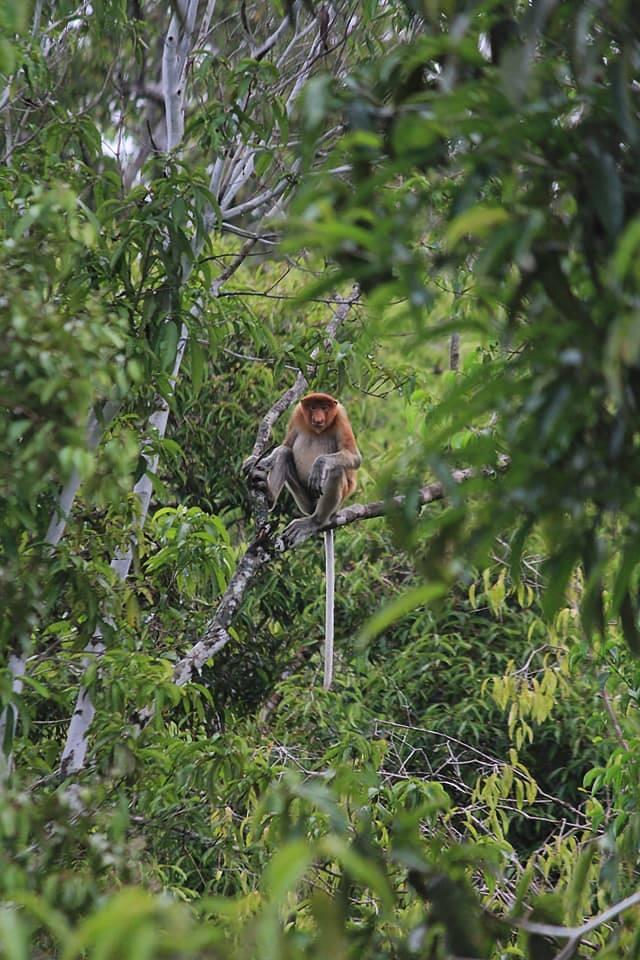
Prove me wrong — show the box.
[600,687,629,750]
[508,887,640,947]
[210,237,258,296]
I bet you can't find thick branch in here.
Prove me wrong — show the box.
[173,529,274,686]
[172,466,486,687]
[277,469,476,549]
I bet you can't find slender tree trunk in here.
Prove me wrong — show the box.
[57,1,329,774]
[0,399,121,780]
[60,0,210,774]
[449,333,460,372]
[60,332,188,774]
[0,655,26,782]
[46,399,122,546]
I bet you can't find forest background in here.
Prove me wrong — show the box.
[2,0,640,957]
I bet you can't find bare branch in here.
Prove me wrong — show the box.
[508,888,640,945]
[253,13,291,61]
[209,237,259,296]
[221,175,294,220]
[172,529,273,687]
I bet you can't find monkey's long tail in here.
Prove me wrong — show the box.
[323,528,335,689]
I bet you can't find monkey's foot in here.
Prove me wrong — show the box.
[281,517,322,549]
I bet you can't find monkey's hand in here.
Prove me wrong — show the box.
[308,456,336,497]
[241,454,258,475]
[242,451,274,489]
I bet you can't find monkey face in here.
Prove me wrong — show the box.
[301,393,338,433]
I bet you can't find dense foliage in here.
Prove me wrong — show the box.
[2,0,640,958]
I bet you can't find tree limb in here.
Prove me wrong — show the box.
[507,887,640,948]
[171,466,492,687]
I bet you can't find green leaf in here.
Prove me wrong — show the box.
[262,840,314,903]
[446,206,510,247]
[301,75,332,129]
[619,591,640,657]
[189,338,205,397]
[566,842,596,925]
[358,582,446,646]
[542,545,578,620]
[611,216,640,280]
[320,836,394,913]
[586,144,624,240]
[0,907,29,960]
[157,321,179,372]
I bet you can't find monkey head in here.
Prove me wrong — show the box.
[301,392,339,433]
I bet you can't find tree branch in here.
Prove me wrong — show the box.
[508,887,640,950]
[600,686,629,751]
[171,466,490,688]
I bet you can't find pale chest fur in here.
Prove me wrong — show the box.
[292,430,337,486]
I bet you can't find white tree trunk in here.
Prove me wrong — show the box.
[0,399,121,780]
[60,331,188,774]
[58,1,328,775]
[162,0,199,151]
[60,0,204,775]
[0,655,26,782]
[46,399,122,547]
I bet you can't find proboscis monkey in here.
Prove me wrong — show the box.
[247,392,361,688]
